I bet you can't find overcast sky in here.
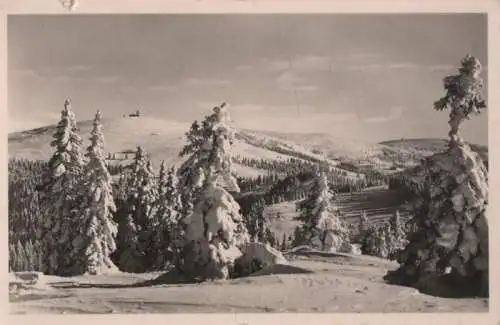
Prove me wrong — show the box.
[8,14,488,144]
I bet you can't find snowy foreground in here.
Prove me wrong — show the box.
[10,252,488,314]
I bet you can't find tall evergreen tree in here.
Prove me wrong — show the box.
[280,233,287,251]
[179,103,250,280]
[116,214,141,272]
[386,210,408,260]
[117,146,157,272]
[177,112,221,220]
[9,243,17,272]
[293,171,349,252]
[242,198,268,243]
[16,240,27,271]
[386,55,489,296]
[152,162,182,270]
[74,111,119,275]
[253,198,274,245]
[41,99,84,275]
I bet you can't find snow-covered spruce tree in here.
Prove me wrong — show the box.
[386,210,408,260]
[377,224,390,259]
[361,223,389,259]
[9,243,17,272]
[293,170,349,252]
[350,210,370,244]
[116,214,141,272]
[177,110,223,215]
[117,146,157,272]
[360,225,377,256]
[178,103,250,280]
[280,233,288,251]
[385,55,489,297]
[73,111,119,275]
[256,204,275,245]
[151,162,182,270]
[243,197,272,244]
[15,240,27,271]
[41,99,84,276]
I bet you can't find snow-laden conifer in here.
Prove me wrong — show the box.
[41,99,84,275]
[350,210,370,244]
[74,110,119,275]
[118,146,158,272]
[386,55,489,296]
[117,214,141,272]
[179,103,250,280]
[293,170,349,252]
[386,210,408,259]
[254,198,274,245]
[151,162,182,270]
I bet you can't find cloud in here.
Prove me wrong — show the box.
[233,109,359,134]
[346,63,382,71]
[229,104,268,112]
[348,53,384,61]
[229,103,317,113]
[345,61,470,73]
[10,66,115,84]
[265,55,331,72]
[95,75,119,83]
[428,64,456,72]
[148,84,177,91]
[62,65,92,72]
[184,78,232,87]
[11,65,92,77]
[388,63,420,69]
[364,106,407,124]
[9,68,43,79]
[347,62,422,72]
[276,71,318,93]
[276,71,302,84]
[235,65,252,72]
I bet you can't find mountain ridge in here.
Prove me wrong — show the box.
[8,116,488,177]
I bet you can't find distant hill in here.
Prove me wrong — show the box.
[8,116,341,178]
[380,138,488,163]
[8,117,487,178]
[250,130,488,172]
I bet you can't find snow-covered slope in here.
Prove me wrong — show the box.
[8,117,341,178]
[251,131,488,171]
[9,251,487,313]
[10,116,486,178]
[9,117,188,167]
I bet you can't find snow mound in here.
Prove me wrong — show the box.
[233,242,289,277]
[239,242,288,265]
[12,272,44,284]
[340,243,362,255]
[9,272,58,298]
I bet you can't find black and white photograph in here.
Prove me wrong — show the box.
[5,0,495,316]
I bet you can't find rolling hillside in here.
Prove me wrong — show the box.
[10,115,488,180]
[380,138,488,163]
[8,116,343,178]
[250,130,488,172]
